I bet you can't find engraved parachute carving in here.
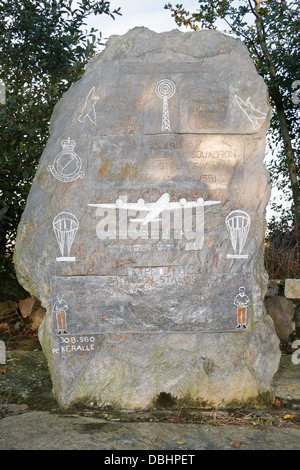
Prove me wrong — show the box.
[226,210,251,259]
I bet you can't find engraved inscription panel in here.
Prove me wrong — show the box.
[97,85,144,135]
[189,82,229,130]
[50,272,252,335]
[88,135,243,190]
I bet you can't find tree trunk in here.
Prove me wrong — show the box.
[255,0,300,228]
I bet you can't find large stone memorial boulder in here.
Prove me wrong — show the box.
[14,27,281,409]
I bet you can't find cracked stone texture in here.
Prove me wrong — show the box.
[14,27,280,409]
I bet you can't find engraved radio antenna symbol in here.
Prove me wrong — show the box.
[155,79,176,132]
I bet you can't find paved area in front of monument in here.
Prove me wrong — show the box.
[0,349,300,451]
[1,410,300,451]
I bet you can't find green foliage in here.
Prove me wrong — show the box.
[165,1,300,228]
[0,0,121,298]
[247,414,273,426]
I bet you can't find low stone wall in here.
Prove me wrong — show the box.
[265,279,300,342]
[0,297,45,331]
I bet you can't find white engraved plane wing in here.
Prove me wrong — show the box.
[88,194,222,226]
[167,200,221,209]
[88,197,221,211]
[167,201,197,209]
[88,201,154,210]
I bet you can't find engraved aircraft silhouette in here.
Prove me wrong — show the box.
[88,193,221,226]
[235,95,267,130]
[78,87,99,125]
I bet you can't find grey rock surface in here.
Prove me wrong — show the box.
[285,279,300,299]
[272,355,300,401]
[1,411,300,450]
[14,27,280,409]
[266,295,295,341]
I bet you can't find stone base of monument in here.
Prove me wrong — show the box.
[15,27,281,409]
[39,318,280,409]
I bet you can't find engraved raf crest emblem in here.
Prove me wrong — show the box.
[48,137,85,182]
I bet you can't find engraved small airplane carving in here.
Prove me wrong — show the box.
[235,95,267,130]
[88,193,221,226]
[78,87,99,125]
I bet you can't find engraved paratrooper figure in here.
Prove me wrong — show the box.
[53,293,69,335]
[234,286,250,329]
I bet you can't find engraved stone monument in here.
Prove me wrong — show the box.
[14,28,281,409]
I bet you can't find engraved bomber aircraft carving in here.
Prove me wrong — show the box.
[78,87,99,125]
[88,193,221,226]
[235,95,267,130]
